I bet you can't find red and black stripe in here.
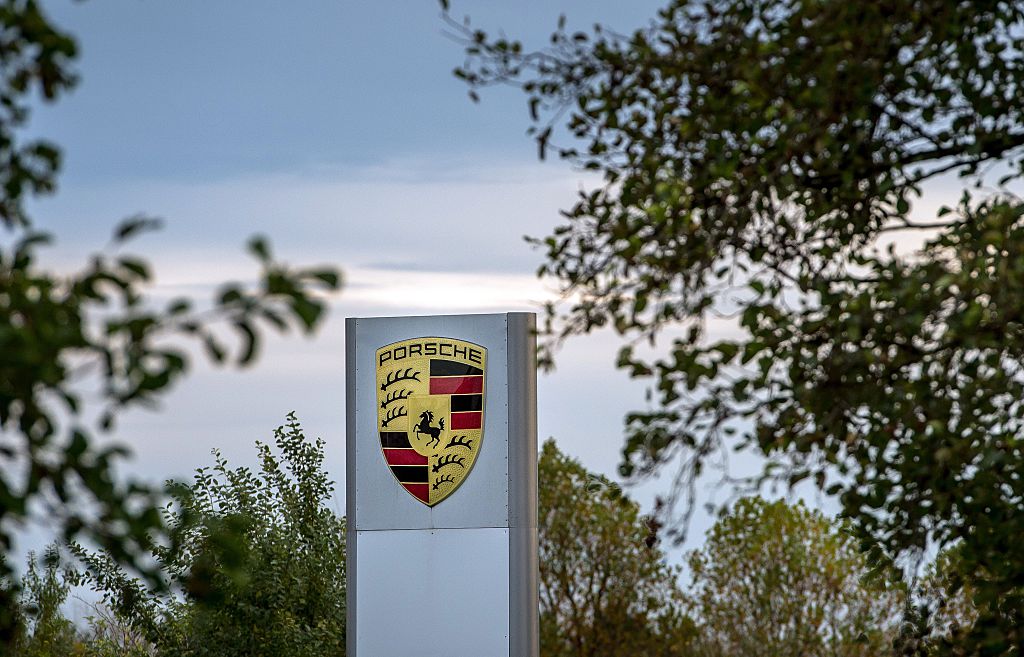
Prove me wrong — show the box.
[430,359,483,429]
[380,431,429,502]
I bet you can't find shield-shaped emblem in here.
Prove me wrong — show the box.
[375,337,486,506]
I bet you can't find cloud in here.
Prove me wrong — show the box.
[20,154,631,490]
[29,157,599,277]
[341,266,552,311]
[11,154,839,566]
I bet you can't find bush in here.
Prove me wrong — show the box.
[74,413,346,657]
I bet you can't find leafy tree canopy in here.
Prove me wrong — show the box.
[909,544,980,653]
[8,546,79,657]
[538,439,695,657]
[7,434,957,657]
[0,0,341,633]
[447,0,1024,652]
[73,413,346,657]
[689,497,903,657]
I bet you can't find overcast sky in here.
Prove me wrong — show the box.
[14,0,859,565]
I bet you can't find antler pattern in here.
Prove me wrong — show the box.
[432,453,466,473]
[381,388,412,409]
[432,473,456,490]
[381,368,420,391]
[381,406,407,427]
[444,435,474,450]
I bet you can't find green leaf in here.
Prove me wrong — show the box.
[118,257,151,280]
[247,235,272,262]
[290,297,323,330]
[307,268,341,289]
[113,216,163,243]
[713,342,739,361]
[234,321,258,365]
[202,333,226,364]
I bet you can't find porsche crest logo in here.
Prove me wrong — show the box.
[376,337,485,506]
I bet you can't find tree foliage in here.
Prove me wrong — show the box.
[688,497,903,657]
[77,603,154,657]
[538,439,695,657]
[0,1,341,638]
[73,414,346,657]
[8,546,80,657]
[6,433,953,657]
[904,545,980,654]
[448,1,1024,651]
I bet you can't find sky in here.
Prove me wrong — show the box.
[18,0,700,554]
[12,0,856,568]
